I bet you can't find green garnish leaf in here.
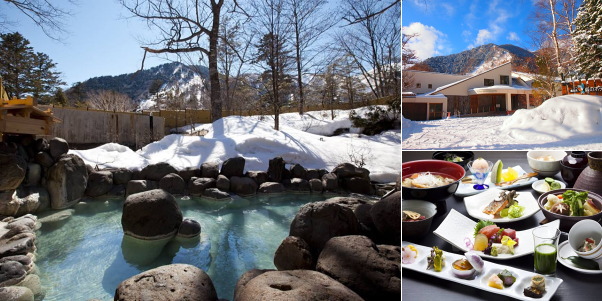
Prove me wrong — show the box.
[474,220,496,237]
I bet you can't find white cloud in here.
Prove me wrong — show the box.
[467,0,512,48]
[402,22,449,60]
[507,32,520,41]
[474,29,493,46]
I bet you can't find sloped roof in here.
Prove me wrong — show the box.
[427,62,512,95]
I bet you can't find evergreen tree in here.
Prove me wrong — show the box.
[0,32,33,98]
[0,32,63,99]
[572,0,602,78]
[52,87,67,106]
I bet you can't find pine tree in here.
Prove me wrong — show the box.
[53,88,67,106]
[572,0,602,78]
[0,32,63,99]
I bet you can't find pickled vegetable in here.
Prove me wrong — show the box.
[474,233,489,251]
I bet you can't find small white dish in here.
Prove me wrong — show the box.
[455,165,538,197]
[532,179,567,194]
[464,188,540,223]
[557,241,602,274]
[433,209,560,260]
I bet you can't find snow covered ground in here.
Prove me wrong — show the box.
[69,107,401,183]
[403,95,602,150]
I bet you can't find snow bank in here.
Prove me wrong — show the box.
[500,95,602,140]
[70,110,400,182]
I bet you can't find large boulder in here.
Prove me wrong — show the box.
[202,188,230,200]
[125,180,158,196]
[188,177,216,196]
[0,187,49,216]
[85,171,113,197]
[332,163,369,180]
[46,154,88,209]
[24,163,42,187]
[216,175,230,191]
[111,168,132,185]
[220,157,246,177]
[34,151,54,168]
[273,236,314,270]
[200,162,220,178]
[309,179,323,193]
[288,178,310,192]
[178,167,200,183]
[344,177,372,195]
[290,164,307,179]
[48,137,69,161]
[230,176,258,196]
[267,157,285,182]
[325,197,375,231]
[234,270,363,301]
[114,264,218,301]
[0,261,27,287]
[289,202,361,256]
[316,235,401,300]
[177,218,201,238]
[321,173,338,191]
[233,269,274,301]
[246,171,268,186]
[159,173,187,195]
[258,182,285,194]
[0,233,36,258]
[0,151,26,191]
[141,162,178,181]
[305,169,320,180]
[370,191,401,244]
[0,286,34,301]
[121,189,183,240]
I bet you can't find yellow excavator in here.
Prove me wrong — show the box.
[0,77,57,141]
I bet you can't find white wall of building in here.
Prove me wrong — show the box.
[434,63,513,96]
[404,70,468,94]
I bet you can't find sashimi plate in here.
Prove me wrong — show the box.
[455,165,538,197]
[402,242,563,301]
[433,209,560,260]
[557,241,602,274]
[464,188,540,223]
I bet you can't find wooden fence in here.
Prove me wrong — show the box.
[49,107,165,149]
[154,95,397,130]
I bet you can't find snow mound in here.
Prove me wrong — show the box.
[70,113,400,182]
[500,95,602,140]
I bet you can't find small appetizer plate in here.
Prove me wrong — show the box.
[455,165,538,197]
[464,188,540,223]
[433,209,560,260]
[557,241,602,274]
[532,179,566,194]
[402,242,563,301]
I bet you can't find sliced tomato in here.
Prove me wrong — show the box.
[479,225,501,238]
[501,228,516,240]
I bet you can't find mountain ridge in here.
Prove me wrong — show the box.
[418,43,536,75]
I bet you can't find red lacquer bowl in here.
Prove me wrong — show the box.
[401,159,466,201]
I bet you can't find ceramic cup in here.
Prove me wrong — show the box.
[568,219,602,260]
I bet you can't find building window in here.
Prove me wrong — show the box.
[500,75,509,85]
[428,84,433,89]
[416,83,421,88]
[484,79,494,86]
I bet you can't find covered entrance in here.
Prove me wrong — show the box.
[468,86,532,113]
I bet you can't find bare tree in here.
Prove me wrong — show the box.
[337,0,400,99]
[120,0,244,122]
[252,0,294,130]
[285,0,334,115]
[1,0,74,40]
[530,0,580,76]
[85,90,136,112]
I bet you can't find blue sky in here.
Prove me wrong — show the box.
[402,0,537,61]
[2,1,168,86]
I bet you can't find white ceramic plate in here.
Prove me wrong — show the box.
[532,179,566,194]
[402,242,563,301]
[433,209,560,260]
[455,165,538,197]
[464,188,540,223]
[557,241,602,274]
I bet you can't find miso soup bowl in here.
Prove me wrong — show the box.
[401,159,466,201]
[568,219,602,260]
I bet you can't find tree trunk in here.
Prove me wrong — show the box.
[209,0,223,122]
[293,11,305,115]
